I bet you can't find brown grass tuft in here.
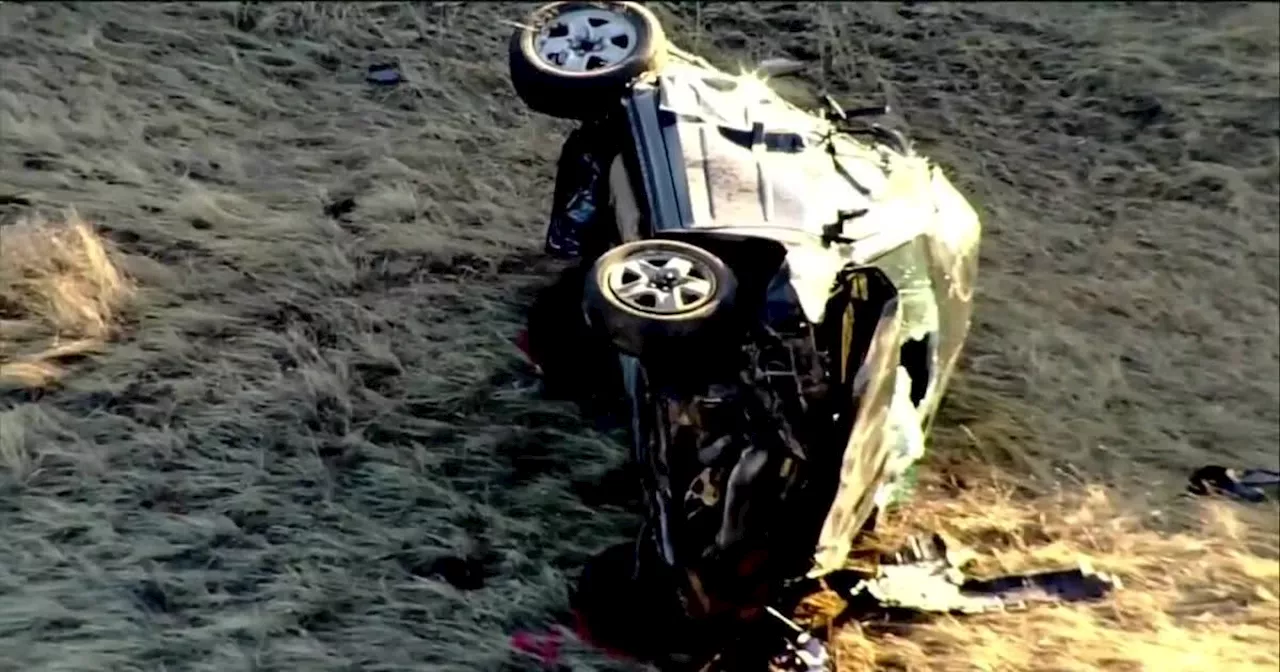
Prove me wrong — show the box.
[833,477,1280,672]
[0,211,134,389]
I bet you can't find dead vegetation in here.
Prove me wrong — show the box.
[0,2,1276,671]
[0,211,134,390]
[832,470,1280,671]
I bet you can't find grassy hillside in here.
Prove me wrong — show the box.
[2,2,1276,670]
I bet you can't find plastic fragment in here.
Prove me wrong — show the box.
[366,62,402,85]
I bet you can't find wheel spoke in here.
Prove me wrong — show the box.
[595,43,631,66]
[655,290,680,312]
[622,259,657,281]
[565,15,593,39]
[560,50,589,72]
[596,21,632,40]
[615,278,651,299]
[537,35,573,61]
[638,259,668,279]
[663,256,694,278]
[680,278,712,301]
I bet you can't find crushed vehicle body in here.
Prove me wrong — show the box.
[502,2,1039,669]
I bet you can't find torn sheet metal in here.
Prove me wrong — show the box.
[764,607,833,672]
[847,534,1121,616]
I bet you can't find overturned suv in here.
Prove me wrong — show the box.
[510,2,983,669]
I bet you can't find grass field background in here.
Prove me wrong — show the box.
[1,2,1277,670]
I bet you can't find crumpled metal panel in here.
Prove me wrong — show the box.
[917,166,982,432]
[806,168,980,574]
[810,279,904,577]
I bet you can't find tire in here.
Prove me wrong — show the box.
[509,1,668,120]
[584,239,737,358]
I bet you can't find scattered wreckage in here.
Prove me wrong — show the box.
[506,2,1117,669]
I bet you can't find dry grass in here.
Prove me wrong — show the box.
[0,2,1275,671]
[0,212,134,389]
[829,470,1280,671]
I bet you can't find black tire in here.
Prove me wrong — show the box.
[584,239,737,358]
[509,2,668,120]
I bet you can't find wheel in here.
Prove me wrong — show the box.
[584,239,737,358]
[508,1,668,120]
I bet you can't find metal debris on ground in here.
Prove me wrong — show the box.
[700,534,1122,671]
[1187,465,1280,503]
[765,607,833,672]
[843,533,1121,616]
[366,62,403,86]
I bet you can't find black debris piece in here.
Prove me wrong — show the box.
[1188,465,1280,503]
[425,555,489,591]
[957,564,1117,608]
[22,154,53,170]
[323,196,357,220]
[0,194,33,207]
[366,62,403,86]
[131,579,173,614]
